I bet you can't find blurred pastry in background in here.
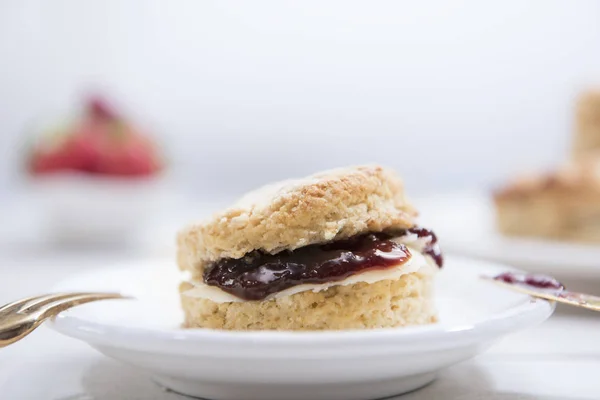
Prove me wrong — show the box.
[494,154,600,243]
[25,95,167,244]
[572,89,600,159]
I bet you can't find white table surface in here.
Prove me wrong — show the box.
[1,247,599,400]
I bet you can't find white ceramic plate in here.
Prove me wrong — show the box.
[418,192,600,278]
[49,257,554,400]
[29,174,171,244]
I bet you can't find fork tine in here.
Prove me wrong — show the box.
[34,292,127,319]
[18,292,115,313]
[0,292,129,348]
[0,294,55,315]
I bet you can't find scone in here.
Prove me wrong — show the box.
[494,155,600,243]
[573,89,600,159]
[177,165,443,330]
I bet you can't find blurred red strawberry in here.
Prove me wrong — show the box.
[87,95,119,122]
[29,95,162,177]
[29,144,71,174]
[95,128,161,176]
[30,133,98,174]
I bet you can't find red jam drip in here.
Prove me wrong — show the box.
[400,227,443,269]
[204,233,412,301]
[494,272,564,291]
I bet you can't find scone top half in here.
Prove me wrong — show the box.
[179,166,418,276]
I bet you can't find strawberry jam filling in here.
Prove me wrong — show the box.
[203,228,442,301]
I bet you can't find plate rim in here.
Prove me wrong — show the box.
[48,255,555,357]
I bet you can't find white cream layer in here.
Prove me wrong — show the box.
[182,241,437,303]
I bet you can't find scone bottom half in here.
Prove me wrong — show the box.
[177,165,443,330]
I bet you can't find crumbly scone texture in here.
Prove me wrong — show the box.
[494,155,600,242]
[178,165,417,278]
[180,271,437,331]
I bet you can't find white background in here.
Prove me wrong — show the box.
[1,1,600,198]
[2,5,600,398]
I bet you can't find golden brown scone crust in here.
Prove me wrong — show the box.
[178,165,417,278]
[180,271,436,331]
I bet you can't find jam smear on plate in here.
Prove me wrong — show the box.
[494,272,564,291]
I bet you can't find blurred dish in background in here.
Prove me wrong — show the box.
[493,88,600,246]
[24,95,168,246]
[418,192,600,278]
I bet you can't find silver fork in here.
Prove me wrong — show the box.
[0,292,128,348]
